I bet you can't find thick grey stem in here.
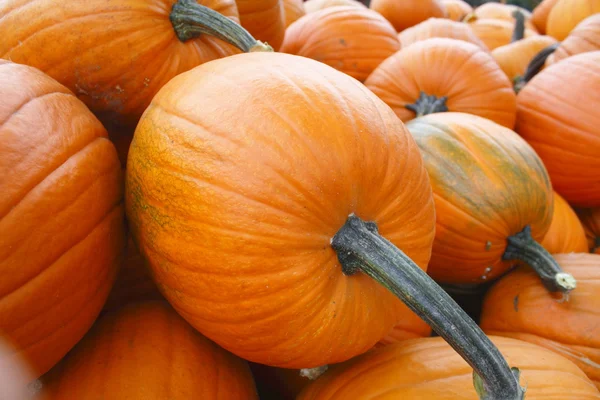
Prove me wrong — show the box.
[331,214,525,400]
[405,91,449,117]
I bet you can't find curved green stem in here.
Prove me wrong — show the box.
[331,214,525,400]
[514,42,560,92]
[503,226,576,293]
[511,10,525,42]
[405,92,449,118]
[170,0,272,52]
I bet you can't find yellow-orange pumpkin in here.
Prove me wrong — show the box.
[546,0,600,41]
[398,18,487,50]
[547,13,600,65]
[541,192,588,254]
[370,0,446,32]
[442,0,472,21]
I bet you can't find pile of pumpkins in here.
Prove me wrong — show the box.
[1,0,599,398]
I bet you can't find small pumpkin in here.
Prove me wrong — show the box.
[468,18,538,50]
[576,208,600,253]
[304,0,366,13]
[298,336,600,399]
[0,60,125,377]
[441,0,473,21]
[532,0,559,34]
[547,13,600,65]
[398,18,487,50]
[280,6,400,82]
[469,2,538,32]
[126,51,525,398]
[516,51,600,207]
[481,253,600,389]
[369,0,446,32]
[364,38,517,128]
[541,192,589,254]
[406,112,575,294]
[236,0,286,50]
[41,301,259,399]
[546,0,600,41]
[283,0,306,27]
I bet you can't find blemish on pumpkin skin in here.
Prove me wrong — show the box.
[339,38,347,46]
[485,241,492,251]
[513,295,519,312]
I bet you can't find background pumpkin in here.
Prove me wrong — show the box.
[516,51,600,207]
[369,0,447,32]
[546,13,600,65]
[0,60,125,377]
[467,18,538,50]
[481,253,600,389]
[532,0,558,33]
[576,208,600,253]
[303,0,366,13]
[398,18,488,50]
[546,0,600,41]
[236,0,286,50]
[279,6,400,82]
[0,0,251,130]
[470,2,538,32]
[540,192,588,254]
[442,0,473,21]
[283,0,306,27]
[41,301,259,399]
[298,336,600,399]
[364,38,517,128]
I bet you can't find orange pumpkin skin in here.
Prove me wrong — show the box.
[0,0,241,130]
[283,0,305,27]
[0,60,125,377]
[125,52,436,368]
[577,208,600,253]
[492,35,558,84]
[547,14,600,66]
[304,0,366,13]
[398,18,487,50]
[547,0,600,41]
[279,7,400,82]
[42,301,259,399]
[406,113,553,285]
[369,0,446,32]
[365,38,517,128]
[298,336,600,399]
[468,18,538,50]
[471,3,538,32]
[481,253,600,389]
[541,192,588,254]
[441,0,472,21]
[532,0,558,34]
[237,0,286,50]
[516,51,600,207]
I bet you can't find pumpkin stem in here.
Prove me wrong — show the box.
[170,0,272,52]
[503,225,577,293]
[331,214,526,400]
[405,92,449,117]
[514,42,560,92]
[511,10,526,42]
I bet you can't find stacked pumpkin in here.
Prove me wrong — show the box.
[1,0,599,399]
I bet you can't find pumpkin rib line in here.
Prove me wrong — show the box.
[0,90,68,130]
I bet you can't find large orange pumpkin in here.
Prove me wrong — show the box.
[541,192,588,254]
[577,208,600,253]
[468,18,538,50]
[364,38,517,128]
[532,0,558,34]
[126,52,524,398]
[546,0,600,41]
[441,0,472,21]
[398,18,487,50]
[279,6,400,82]
[236,0,286,50]
[0,0,267,130]
[298,336,600,399]
[516,51,600,207]
[481,253,600,389]
[304,0,366,13]
[547,13,600,65]
[283,0,306,27]
[369,0,446,32]
[41,301,259,399]
[406,112,575,294]
[0,60,125,377]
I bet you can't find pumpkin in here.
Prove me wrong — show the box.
[532,0,559,33]
[469,2,538,32]
[236,0,286,50]
[304,0,366,13]
[546,0,600,41]
[576,208,600,253]
[369,0,446,32]
[297,336,600,399]
[398,18,487,50]
[406,112,575,294]
[126,51,524,397]
[0,60,125,377]
[547,14,600,65]
[279,6,400,82]
[364,38,517,128]
[516,51,600,207]
[41,301,259,399]
[468,18,538,50]
[481,253,600,389]
[283,0,306,27]
[102,236,162,313]
[441,0,472,21]
[540,192,589,254]
[0,0,270,130]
